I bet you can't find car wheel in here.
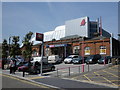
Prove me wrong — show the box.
[51,67,55,71]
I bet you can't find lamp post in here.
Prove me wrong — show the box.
[8,36,12,57]
[82,37,84,72]
[40,42,44,76]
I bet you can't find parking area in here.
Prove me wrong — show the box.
[43,62,111,77]
[2,62,119,88]
[68,65,119,87]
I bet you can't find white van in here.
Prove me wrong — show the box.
[48,55,62,64]
[31,56,48,63]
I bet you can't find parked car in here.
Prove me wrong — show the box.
[18,63,29,72]
[15,56,24,62]
[31,56,48,63]
[48,55,62,64]
[30,62,55,74]
[15,61,27,70]
[98,56,111,64]
[18,61,55,74]
[86,54,101,64]
[72,56,87,64]
[64,55,79,64]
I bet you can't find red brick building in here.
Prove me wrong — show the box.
[31,36,120,59]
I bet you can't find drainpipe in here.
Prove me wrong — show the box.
[110,33,113,57]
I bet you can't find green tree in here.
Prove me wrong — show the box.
[2,39,8,59]
[22,31,33,61]
[10,36,21,58]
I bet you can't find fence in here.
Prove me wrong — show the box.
[56,64,90,77]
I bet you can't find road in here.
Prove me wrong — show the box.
[1,72,116,89]
[33,77,111,89]
[1,64,119,89]
[2,73,51,89]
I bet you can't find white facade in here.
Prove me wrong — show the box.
[44,25,65,41]
[65,16,89,38]
[31,16,99,44]
[44,16,89,42]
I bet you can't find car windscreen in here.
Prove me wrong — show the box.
[24,63,28,66]
[99,57,105,60]
[67,56,73,58]
[87,56,93,60]
[79,56,82,59]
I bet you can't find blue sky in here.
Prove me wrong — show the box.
[2,2,118,44]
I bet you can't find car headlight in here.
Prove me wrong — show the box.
[89,59,92,61]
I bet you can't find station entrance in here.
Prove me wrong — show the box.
[46,44,72,59]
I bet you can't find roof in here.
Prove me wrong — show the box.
[88,36,108,40]
[44,25,65,41]
[60,35,81,40]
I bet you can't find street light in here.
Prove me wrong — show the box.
[8,36,12,57]
[82,37,84,72]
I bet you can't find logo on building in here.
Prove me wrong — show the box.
[80,19,86,26]
[35,33,44,41]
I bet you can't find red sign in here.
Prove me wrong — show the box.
[36,33,44,41]
[80,19,86,26]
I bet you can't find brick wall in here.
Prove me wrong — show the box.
[28,37,119,57]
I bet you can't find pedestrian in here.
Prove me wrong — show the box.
[10,59,16,74]
[13,59,17,73]
[35,61,40,74]
[10,60,14,74]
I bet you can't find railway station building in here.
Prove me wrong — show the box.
[30,16,120,58]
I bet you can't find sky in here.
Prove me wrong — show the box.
[2,2,118,44]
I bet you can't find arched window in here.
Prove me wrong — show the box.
[32,49,37,56]
[73,46,80,54]
[84,47,90,55]
[100,46,106,54]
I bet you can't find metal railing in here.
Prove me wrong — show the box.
[56,64,90,77]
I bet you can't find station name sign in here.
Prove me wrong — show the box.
[35,33,44,41]
[46,44,68,48]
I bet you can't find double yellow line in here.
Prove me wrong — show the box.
[94,72,118,86]
[0,73,49,88]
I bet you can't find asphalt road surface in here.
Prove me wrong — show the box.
[2,74,51,89]
[33,77,111,88]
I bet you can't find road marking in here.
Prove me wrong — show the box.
[108,68,120,72]
[94,72,118,86]
[83,74,92,82]
[102,70,118,78]
[2,74,49,88]
[61,71,68,73]
[110,80,120,81]
[27,76,45,80]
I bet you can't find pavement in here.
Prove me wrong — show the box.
[1,64,119,89]
[65,64,119,88]
[1,70,113,89]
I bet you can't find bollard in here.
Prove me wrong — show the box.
[69,67,70,76]
[57,68,58,77]
[79,66,80,73]
[82,64,84,72]
[104,58,106,65]
[23,71,25,77]
[88,63,89,72]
